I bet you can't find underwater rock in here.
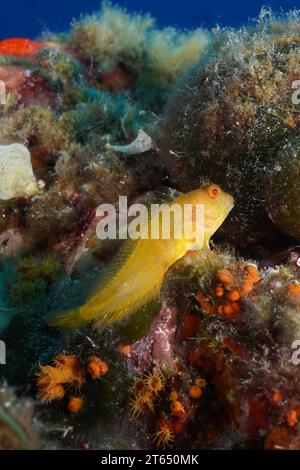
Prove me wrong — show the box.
[266,137,300,239]
[98,65,135,93]
[0,66,58,108]
[126,251,300,449]
[162,11,300,245]
[0,107,68,177]
[0,143,43,200]
[69,3,210,111]
[15,70,58,108]
[129,305,179,375]
[0,66,27,96]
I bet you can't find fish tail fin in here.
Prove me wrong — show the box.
[48,306,87,329]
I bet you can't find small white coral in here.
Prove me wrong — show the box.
[0,143,43,200]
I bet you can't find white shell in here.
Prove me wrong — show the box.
[0,143,42,200]
[106,129,154,155]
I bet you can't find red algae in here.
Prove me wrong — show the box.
[0,38,43,56]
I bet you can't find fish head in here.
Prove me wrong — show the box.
[182,183,234,249]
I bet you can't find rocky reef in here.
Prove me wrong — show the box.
[0,4,300,451]
[162,8,300,247]
[127,250,300,449]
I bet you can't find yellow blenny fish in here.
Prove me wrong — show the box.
[49,183,234,331]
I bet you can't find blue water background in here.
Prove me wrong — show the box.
[0,0,299,39]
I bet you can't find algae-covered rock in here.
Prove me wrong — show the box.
[69,2,210,111]
[162,10,300,244]
[127,250,300,450]
[267,137,300,239]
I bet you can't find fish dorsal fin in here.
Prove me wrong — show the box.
[136,187,182,207]
[86,187,182,301]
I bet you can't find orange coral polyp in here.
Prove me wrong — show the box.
[241,280,255,295]
[215,286,224,297]
[170,400,184,415]
[38,383,65,402]
[287,409,298,427]
[169,391,179,401]
[37,364,73,387]
[288,282,300,299]
[214,264,261,308]
[216,268,235,286]
[87,356,108,379]
[140,389,156,404]
[227,290,240,301]
[244,264,261,284]
[132,379,146,395]
[188,385,202,399]
[271,390,283,404]
[144,372,164,394]
[153,420,175,449]
[217,304,224,315]
[118,344,131,356]
[54,354,79,368]
[130,397,148,421]
[36,354,86,402]
[223,303,235,316]
[51,355,86,389]
[68,396,84,413]
[194,377,207,388]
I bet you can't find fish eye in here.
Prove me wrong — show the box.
[208,184,221,200]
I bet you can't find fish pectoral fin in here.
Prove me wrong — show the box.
[86,238,138,301]
[93,282,162,332]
